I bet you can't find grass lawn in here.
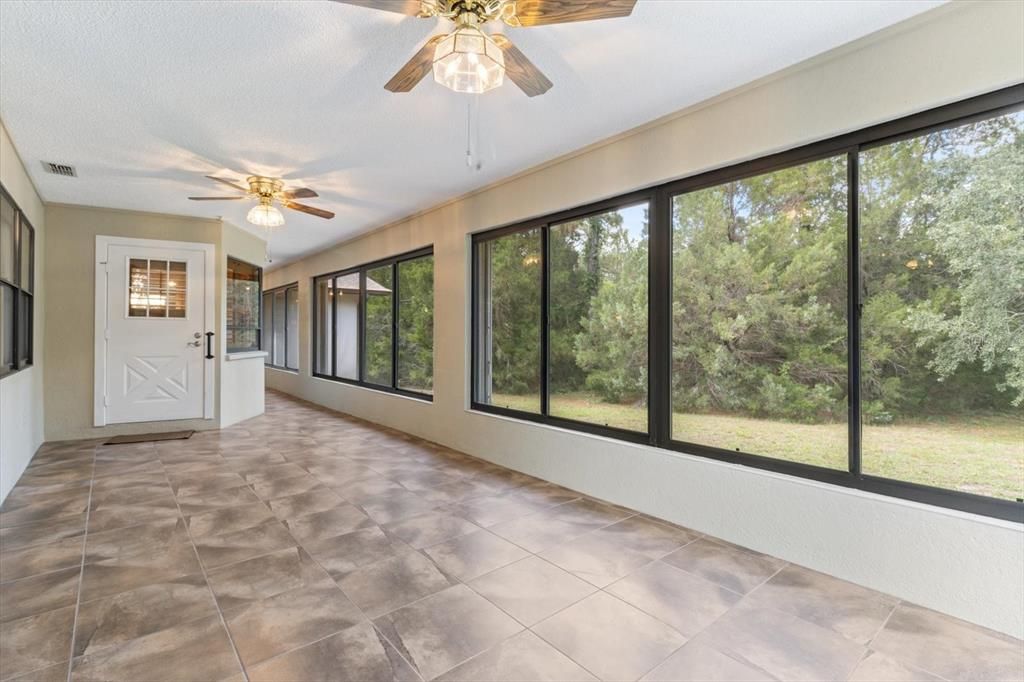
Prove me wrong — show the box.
[490,392,1024,501]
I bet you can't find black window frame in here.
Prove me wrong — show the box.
[471,84,1024,523]
[1,183,34,378]
[263,281,299,371]
[312,245,434,401]
[225,256,263,354]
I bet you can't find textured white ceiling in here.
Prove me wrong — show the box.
[0,0,943,265]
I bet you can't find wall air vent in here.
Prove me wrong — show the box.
[41,161,77,177]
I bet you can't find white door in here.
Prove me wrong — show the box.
[96,239,214,425]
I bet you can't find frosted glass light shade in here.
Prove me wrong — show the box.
[247,204,285,228]
[433,26,505,94]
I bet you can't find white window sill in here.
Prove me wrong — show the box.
[225,351,268,361]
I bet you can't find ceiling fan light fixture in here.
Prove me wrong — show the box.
[432,26,505,94]
[247,202,285,228]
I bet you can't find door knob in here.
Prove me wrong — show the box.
[193,332,202,339]
[188,340,201,347]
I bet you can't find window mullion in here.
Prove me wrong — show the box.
[650,189,672,447]
[391,262,399,389]
[331,277,338,378]
[847,150,862,476]
[540,225,550,417]
[358,270,366,383]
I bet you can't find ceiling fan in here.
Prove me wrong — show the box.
[334,0,638,97]
[188,175,335,228]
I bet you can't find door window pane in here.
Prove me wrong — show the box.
[475,229,542,413]
[0,195,13,283]
[286,287,299,370]
[671,155,849,469]
[129,259,149,317]
[397,255,434,394]
[365,265,393,386]
[168,261,186,319]
[273,290,286,367]
[148,260,167,318]
[549,204,649,431]
[128,259,184,318]
[860,110,1024,500]
[334,274,361,380]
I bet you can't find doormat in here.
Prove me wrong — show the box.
[103,430,194,445]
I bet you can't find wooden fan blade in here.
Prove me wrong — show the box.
[330,0,427,16]
[205,175,248,192]
[285,201,335,219]
[283,187,318,200]
[492,35,552,97]
[385,35,446,93]
[510,0,636,27]
[188,196,245,201]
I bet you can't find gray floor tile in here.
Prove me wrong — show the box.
[743,565,897,644]
[692,600,866,681]
[374,584,523,680]
[606,560,741,637]
[871,603,1024,681]
[337,549,454,618]
[436,630,597,682]
[640,641,776,682]
[247,621,419,682]
[423,529,528,582]
[663,539,785,595]
[533,591,686,681]
[468,556,596,626]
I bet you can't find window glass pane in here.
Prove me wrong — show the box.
[20,223,31,292]
[314,277,332,375]
[168,261,186,319]
[226,258,260,351]
[0,195,13,283]
[334,274,360,380]
[262,292,274,365]
[397,255,434,394]
[475,229,542,413]
[273,290,286,367]
[148,260,167,318]
[17,292,30,365]
[0,284,11,371]
[671,155,849,469]
[286,286,299,370]
[129,259,149,317]
[549,204,649,431]
[860,110,1024,500]
[365,265,394,386]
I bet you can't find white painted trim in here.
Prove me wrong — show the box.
[225,351,268,361]
[93,235,217,426]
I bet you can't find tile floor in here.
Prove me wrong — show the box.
[1,390,1021,682]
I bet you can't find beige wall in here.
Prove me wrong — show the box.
[0,122,46,500]
[42,205,266,440]
[265,1,1024,637]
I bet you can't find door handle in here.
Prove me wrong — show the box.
[205,332,215,360]
[188,340,201,347]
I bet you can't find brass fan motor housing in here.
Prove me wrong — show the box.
[423,0,515,26]
[247,176,285,201]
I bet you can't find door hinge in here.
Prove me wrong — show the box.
[103,394,109,407]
